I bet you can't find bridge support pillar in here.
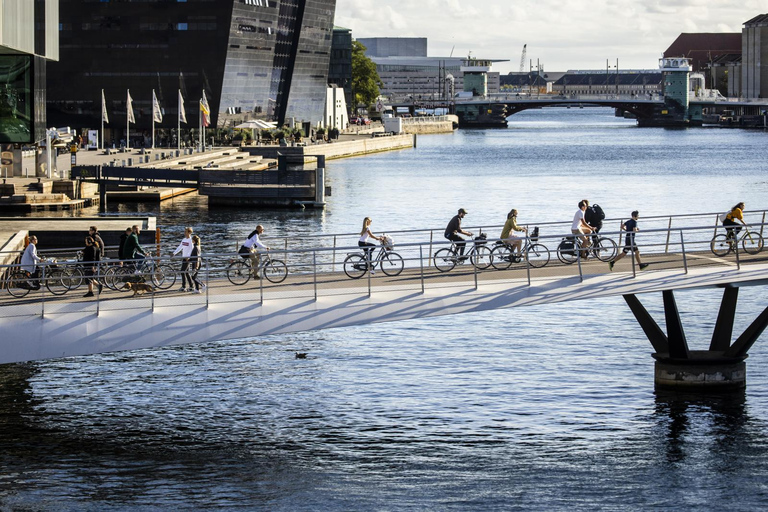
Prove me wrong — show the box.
[98,181,107,213]
[623,288,768,391]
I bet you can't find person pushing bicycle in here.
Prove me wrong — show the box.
[444,208,473,260]
[239,225,270,277]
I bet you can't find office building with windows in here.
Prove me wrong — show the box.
[47,0,336,141]
[0,0,58,144]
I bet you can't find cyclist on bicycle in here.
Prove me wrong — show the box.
[20,235,42,289]
[723,202,747,240]
[239,225,270,277]
[444,208,473,260]
[571,200,594,259]
[500,209,527,260]
[359,217,383,273]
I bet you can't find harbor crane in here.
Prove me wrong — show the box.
[519,44,527,72]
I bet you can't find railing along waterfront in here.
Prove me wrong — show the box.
[0,221,765,318]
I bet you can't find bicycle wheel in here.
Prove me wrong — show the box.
[594,237,617,262]
[433,248,456,272]
[557,239,578,264]
[491,244,514,270]
[263,259,288,283]
[470,245,492,269]
[63,266,85,291]
[380,251,404,277]
[742,232,764,254]
[227,260,252,285]
[154,264,176,290]
[343,254,367,279]
[6,271,31,298]
[45,268,71,295]
[148,265,165,289]
[526,243,551,268]
[710,234,731,257]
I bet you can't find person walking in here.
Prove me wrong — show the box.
[444,208,473,260]
[89,226,105,259]
[239,225,270,277]
[118,227,132,263]
[359,217,383,273]
[173,226,195,292]
[82,236,102,297]
[609,211,649,271]
[122,225,147,265]
[189,235,204,293]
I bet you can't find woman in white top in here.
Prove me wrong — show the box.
[239,225,270,276]
[359,217,382,271]
[173,227,195,291]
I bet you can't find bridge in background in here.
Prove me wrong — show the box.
[1,211,767,390]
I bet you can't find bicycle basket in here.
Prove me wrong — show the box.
[380,234,394,250]
[531,227,539,242]
[474,233,487,246]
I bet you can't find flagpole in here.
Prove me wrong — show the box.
[178,90,181,150]
[199,99,202,151]
[101,89,104,151]
[126,89,130,150]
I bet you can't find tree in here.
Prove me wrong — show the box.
[351,40,382,109]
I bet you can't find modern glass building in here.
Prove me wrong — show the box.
[47,0,336,140]
[0,0,59,144]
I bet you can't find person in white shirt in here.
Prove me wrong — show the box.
[359,217,383,273]
[21,235,43,289]
[239,225,270,277]
[571,200,594,258]
[173,227,195,291]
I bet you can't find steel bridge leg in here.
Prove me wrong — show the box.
[710,287,739,352]
[622,294,669,354]
[663,290,690,359]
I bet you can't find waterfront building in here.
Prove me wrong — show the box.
[551,71,662,97]
[328,26,352,114]
[357,37,503,101]
[742,14,768,99]
[47,0,337,143]
[0,0,59,145]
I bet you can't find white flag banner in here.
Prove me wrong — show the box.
[178,89,187,124]
[127,90,135,124]
[101,90,109,124]
[200,90,211,127]
[152,90,163,123]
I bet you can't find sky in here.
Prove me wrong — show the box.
[334,0,764,74]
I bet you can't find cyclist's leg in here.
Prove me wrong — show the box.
[359,241,376,269]
[448,234,466,257]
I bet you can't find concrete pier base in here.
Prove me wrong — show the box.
[653,353,747,391]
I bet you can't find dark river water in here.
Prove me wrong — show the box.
[2,108,768,510]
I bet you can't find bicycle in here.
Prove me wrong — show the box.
[5,259,72,298]
[490,227,550,269]
[343,235,404,279]
[226,250,288,285]
[557,232,617,264]
[105,256,169,291]
[433,232,492,272]
[710,226,764,257]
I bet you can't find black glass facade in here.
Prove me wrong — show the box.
[48,0,336,135]
[328,26,352,112]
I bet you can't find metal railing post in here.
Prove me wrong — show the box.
[713,213,720,238]
[735,237,741,270]
[205,258,209,309]
[151,267,155,312]
[526,250,532,286]
[40,264,45,318]
[664,216,672,253]
[576,245,583,282]
[419,245,425,294]
[680,229,688,274]
[313,250,318,301]
[332,235,337,272]
[428,230,434,268]
[259,265,264,305]
[761,212,766,238]
[367,253,372,297]
[474,253,478,290]
[631,238,637,278]
[96,261,101,316]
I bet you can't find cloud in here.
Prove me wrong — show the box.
[334,0,762,72]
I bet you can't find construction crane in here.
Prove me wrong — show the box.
[519,44,527,72]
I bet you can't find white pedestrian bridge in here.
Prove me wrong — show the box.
[1,210,767,389]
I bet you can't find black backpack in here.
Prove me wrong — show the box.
[585,204,605,225]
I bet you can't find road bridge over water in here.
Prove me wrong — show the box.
[1,212,767,390]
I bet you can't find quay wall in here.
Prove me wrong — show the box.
[242,134,415,161]
[402,121,454,135]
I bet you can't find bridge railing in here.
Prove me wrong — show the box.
[0,222,764,318]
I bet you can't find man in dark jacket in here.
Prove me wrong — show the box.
[122,225,147,262]
[118,227,132,261]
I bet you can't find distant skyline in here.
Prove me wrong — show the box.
[334,0,762,74]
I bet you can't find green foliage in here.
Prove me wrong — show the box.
[260,129,273,140]
[351,40,382,108]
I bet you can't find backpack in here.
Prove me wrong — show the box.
[585,204,605,225]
